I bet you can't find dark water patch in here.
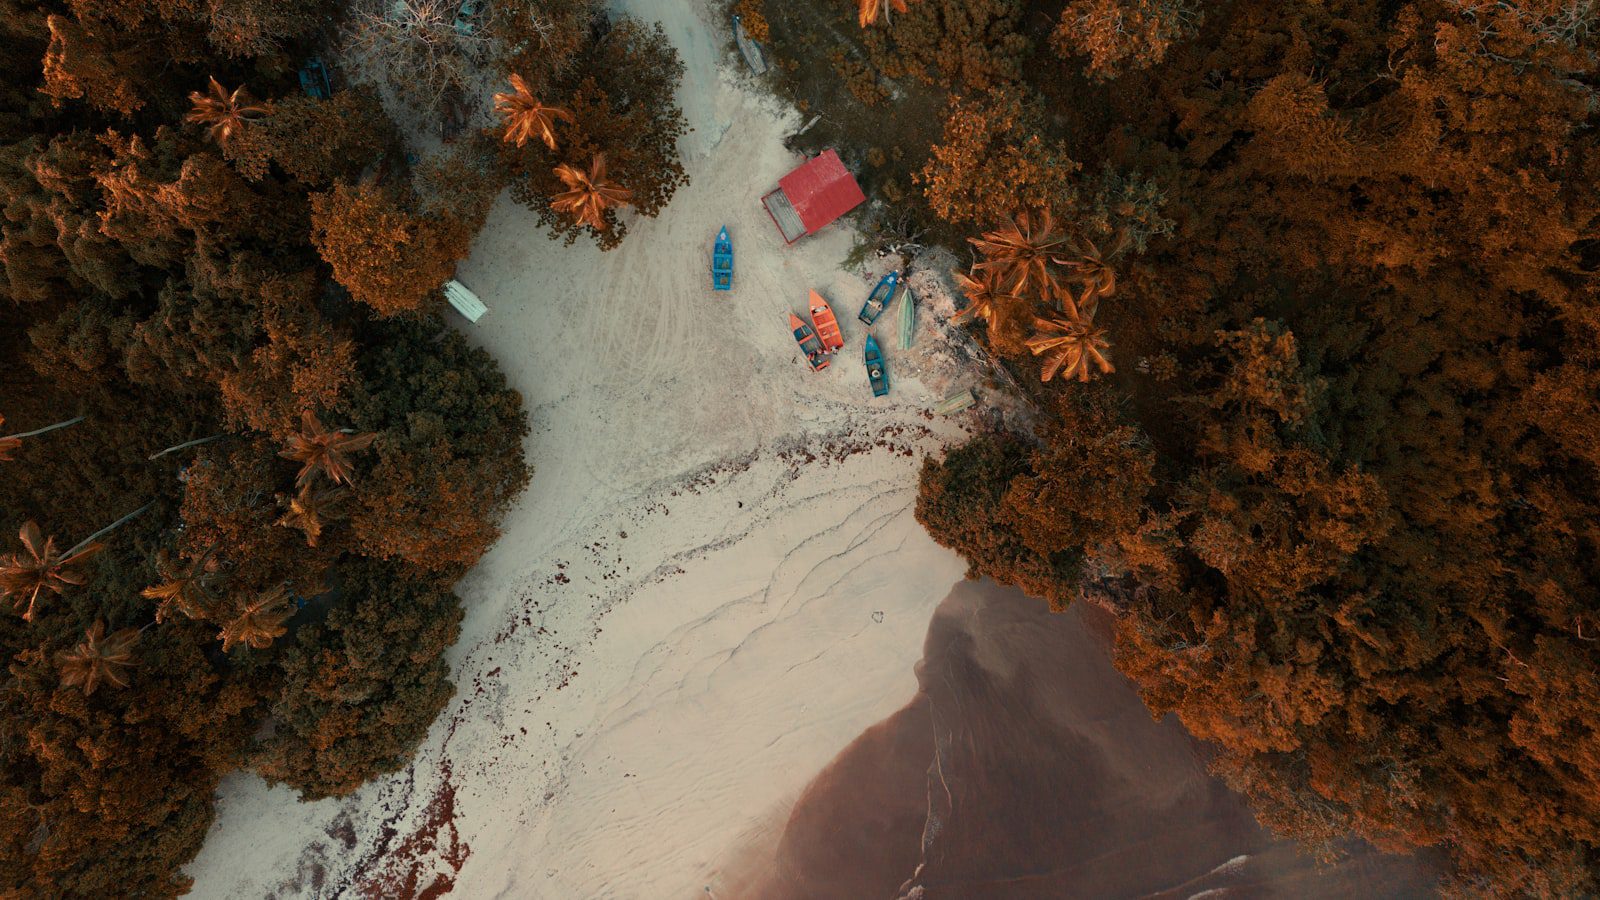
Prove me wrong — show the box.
[735,579,1441,900]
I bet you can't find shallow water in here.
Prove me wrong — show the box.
[731,578,1442,900]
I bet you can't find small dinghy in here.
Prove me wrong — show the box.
[791,313,829,371]
[712,226,733,291]
[858,271,899,325]
[864,334,890,397]
[809,290,845,352]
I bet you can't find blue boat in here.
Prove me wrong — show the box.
[858,271,899,324]
[299,57,331,100]
[791,313,829,371]
[864,334,889,397]
[712,226,733,291]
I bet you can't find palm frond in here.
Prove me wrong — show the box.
[1025,315,1116,383]
[186,77,268,147]
[551,154,634,231]
[494,73,574,151]
[278,411,377,489]
[219,585,294,653]
[57,621,140,695]
[1,521,103,621]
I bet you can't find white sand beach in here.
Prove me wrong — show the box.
[183,1,987,896]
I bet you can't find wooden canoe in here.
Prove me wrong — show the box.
[864,334,889,397]
[897,285,916,350]
[809,290,845,352]
[790,313,829,371]
[858,271,899,325]
[712,226,733,291]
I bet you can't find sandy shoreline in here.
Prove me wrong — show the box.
[183,0,987,895]
[737,580,1443,900]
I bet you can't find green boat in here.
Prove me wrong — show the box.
[897,285,916,350]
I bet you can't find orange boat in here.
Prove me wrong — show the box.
[808,290,845,353]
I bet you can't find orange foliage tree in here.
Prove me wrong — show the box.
[309,179,477,317]
[910,0,1600,892]
[918,87,1080,228]
[1051,0,1201,79]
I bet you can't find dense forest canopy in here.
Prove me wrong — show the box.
[4,0,1597,892]
[0,0,686,894]
[744,0,1600,893]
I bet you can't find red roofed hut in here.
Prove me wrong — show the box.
[762,149,867,244]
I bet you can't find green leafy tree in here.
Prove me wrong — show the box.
[257,559,463,799]
[345,319,531,572]
[505,17,690,249]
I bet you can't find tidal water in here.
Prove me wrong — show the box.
[733,578,1442,899]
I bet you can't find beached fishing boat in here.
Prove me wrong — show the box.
[809,290,845,352]
[443,278,487,323]
[712,226,733,291]
[935,387,977,416]
[791,313,829,371]
[897,284,916,350]
[858,271,899,325]
[733,14,769,75]
[864,334,889,397]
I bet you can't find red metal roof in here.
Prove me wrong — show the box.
[778,150,866,235]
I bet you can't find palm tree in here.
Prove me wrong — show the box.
[218,585,294,653]
[142,549,223,624]
[950,268,1013,325]
[56,621,140,696]
[969,210,1069,300]
[859,0,916,27]
[0,522,103,622]
[186,77,268,147]
[276,485,346,548]
[1061,230,1130,302]
[1026,314,1116,383]
[494,74,574,151]
[278,411,377,489]
[0,413,84,462]
[552,154,634,231]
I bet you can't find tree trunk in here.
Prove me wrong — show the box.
[2,415,84,440]
[67,503,153,556]
[149,433,227,461]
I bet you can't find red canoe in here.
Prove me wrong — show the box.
[809,290,845,352]
[790,313,829,371]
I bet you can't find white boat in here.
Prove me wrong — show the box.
[733,15,769,75]
[444,278,487,323]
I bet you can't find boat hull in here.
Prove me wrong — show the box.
[858,271,899,325]
[809,290,845,352]
[897,285,916,350]
[791,313,829,371]
[864,335,889,397]
[712,226,733,291]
